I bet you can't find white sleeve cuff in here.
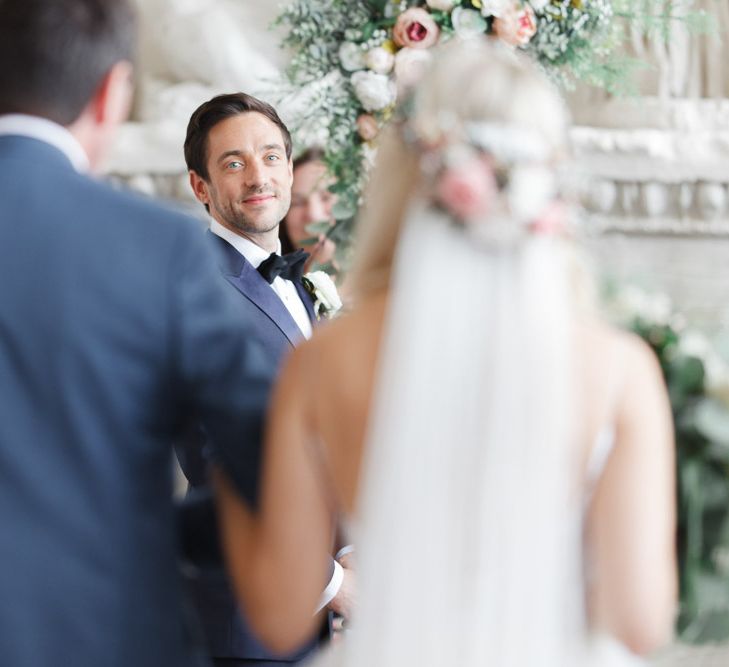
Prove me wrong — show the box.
[335,544,355,561]
[315,560,343,612]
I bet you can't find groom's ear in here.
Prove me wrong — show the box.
[189,171,210,211]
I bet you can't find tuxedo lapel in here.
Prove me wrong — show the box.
[209,233,305,347]
[295,280,317,324]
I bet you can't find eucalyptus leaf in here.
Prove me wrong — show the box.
[332,198,357,220]
[305,220,334,236]
[694,398,729,448]
[669,355,706,396]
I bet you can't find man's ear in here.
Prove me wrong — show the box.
[91,61,134,127]
[189,171,210,207]
[287,157,294,188]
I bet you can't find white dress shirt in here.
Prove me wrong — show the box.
[0,114,89,173]
[209,219,313,340]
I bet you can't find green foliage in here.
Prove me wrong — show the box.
[630,314,729,642]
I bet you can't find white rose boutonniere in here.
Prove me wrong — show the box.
[303,271,343,320]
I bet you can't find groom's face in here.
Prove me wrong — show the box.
[195,112,293,239]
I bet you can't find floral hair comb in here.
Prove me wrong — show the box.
[402,114,567,247]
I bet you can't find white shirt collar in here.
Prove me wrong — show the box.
[0,114,89,173]
[209,218,280,268]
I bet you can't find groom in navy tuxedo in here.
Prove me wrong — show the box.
[0,2,272,666]
[179,93,353,667]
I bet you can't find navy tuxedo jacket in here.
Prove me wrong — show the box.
[178,232,324,663]
[0,134,271,667]
[210,232,316,367]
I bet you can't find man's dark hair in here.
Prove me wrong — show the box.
[184,93,293,181]
[0,0,136,125]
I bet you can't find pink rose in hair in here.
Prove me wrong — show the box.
[531,201,567,236]
[493,3,537,47]
[434,158,498,221]
[392,8,440,50]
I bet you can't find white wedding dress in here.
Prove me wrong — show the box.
[307,208,646,667]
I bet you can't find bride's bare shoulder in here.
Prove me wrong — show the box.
[579,318,664,387]
[283,291,389,386]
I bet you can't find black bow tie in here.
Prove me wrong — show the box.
[257,249,309,284]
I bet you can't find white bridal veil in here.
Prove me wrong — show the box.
[317,40,646,667]
[346,207,584,666]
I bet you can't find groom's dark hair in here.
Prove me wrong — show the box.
[0,0,136,125]
[184,93,293,181]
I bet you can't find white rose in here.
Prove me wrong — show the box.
[351,70,396,112]
[451,7,487,39]
[508,165,556,222]
[528,0,550,10]
[338,42,366,72]
[426,0,458,10]
[480,0,511,17]
[305,271,343,317]
[393,47,432,91]
[365,46,395,75]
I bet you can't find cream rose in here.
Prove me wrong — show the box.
[351,70,396,112]
[365,46,395,75]
[392,7,440,49]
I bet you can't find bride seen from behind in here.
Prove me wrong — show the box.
[214,38,677,666]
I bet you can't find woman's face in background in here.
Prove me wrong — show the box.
[285,161,337,264]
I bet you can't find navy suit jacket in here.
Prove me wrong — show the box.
[0,135,271,667]
[177,232,324,663]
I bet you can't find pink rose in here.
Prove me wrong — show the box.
[531,201,567,235]
[434,158,498,221]
[356,114,379,142]
[493,3,537,47]
[392,8,440,50]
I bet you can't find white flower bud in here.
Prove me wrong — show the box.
[365,46,395,75]
[351,70,396,112]
[338,42,366,72]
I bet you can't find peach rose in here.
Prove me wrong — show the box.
[392,7,440,50]
[493,3,537,47]
[356,114,379,142]
[434,158,498,221]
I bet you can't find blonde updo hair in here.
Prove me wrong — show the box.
[347,37,570,299]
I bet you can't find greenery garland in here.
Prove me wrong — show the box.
[273,0,710,273]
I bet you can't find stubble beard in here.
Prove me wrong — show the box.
[211,187,290,239]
